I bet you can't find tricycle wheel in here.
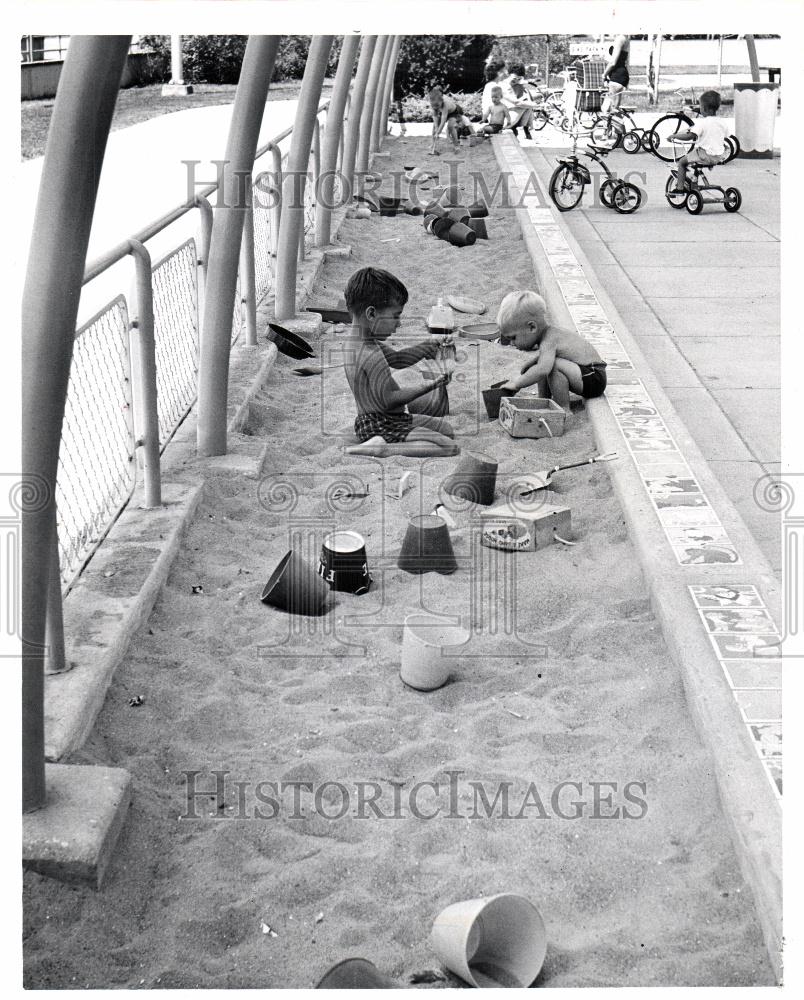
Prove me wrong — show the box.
[724,187,742,213]
[686,190,704,214]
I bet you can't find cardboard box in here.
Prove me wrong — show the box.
[499,396,566,438]
[479,501,572,551]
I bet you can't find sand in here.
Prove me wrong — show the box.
[23,136,774,989]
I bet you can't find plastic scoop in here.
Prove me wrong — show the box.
[518,452,618,495]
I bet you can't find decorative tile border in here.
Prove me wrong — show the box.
[500,137,783,797]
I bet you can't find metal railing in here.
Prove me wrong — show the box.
[58,99,333,592]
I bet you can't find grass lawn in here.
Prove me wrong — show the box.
[21,80,335,160]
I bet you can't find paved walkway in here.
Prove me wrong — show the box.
[523,143,781,574]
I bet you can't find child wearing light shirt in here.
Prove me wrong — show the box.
[672,90,729,193]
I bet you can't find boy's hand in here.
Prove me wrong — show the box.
[433,371,453,388]
[501,379,519,391]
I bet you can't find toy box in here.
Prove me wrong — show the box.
[479,501,572,551]
[498,396,566,438]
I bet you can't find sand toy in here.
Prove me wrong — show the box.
[499,396,566,438]
[430,893,547,988]
[447,295,486,315]
[316,959,394,988]
[261,550,329,615]
[517,453,619,495]
[267,323,315,361]
[398,514,457,575]
[480,502,573,551]
[482,380,517,419]
[400,613,469,691]
[443,452,498,506]
[318,530,371,595]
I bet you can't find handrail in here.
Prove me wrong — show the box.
[83,98,331,286]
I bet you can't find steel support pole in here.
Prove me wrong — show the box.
[340,36,377,202]
[170,34,185,86]
[22,35,131,813]
[379,37,402,149]
[357,36,389,175]
[196,36,279,457]
[371,36,395,154]
[297,119,321,264]
[274,36,335,322]
[315,35,359,246]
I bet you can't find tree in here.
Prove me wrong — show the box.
[395,35,494,96]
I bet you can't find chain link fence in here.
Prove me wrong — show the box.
[57,296,136,588]
[151,240,199,448]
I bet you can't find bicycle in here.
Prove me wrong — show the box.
[646,88,741,163]
[663,136,742,214]
[548,118,643,214]
[590,95,651,152]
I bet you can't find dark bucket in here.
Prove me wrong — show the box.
[482,380,517,419]
[261,550,329,616]
[318,530,372,595]
[398,514,457,575]
[447,223,477,247]
[432,217,454,241]
[468,218,489,240]
[446,206,471,225]
[468,200,490,218]
[443,452,498,506]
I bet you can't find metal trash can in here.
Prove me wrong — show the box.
[734,82,779,158]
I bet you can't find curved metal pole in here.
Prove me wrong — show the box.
[197,36,279,457]
[380,36,403,147]
[371,36,396,154]
[274,36,335,322]
[340,36,377,200]
[315,34,360,247]
[356,35,389,175]
[21,35,131,813]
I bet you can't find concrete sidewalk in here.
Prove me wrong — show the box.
[524,145,781,574]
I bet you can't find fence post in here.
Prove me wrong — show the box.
[274,36,335,322]
[240,188,258,345]
[45,522,67,675]
[316,34,360,247]
[21,35,131,813]
[371,36,394,155]
[194,194,213,335]
[340,36,377,202]
[268,144,283,256]
[357,36,389,177]
[298,118,321,264]
[197,36,279,458]
[128,240,162,508]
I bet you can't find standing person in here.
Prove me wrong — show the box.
[501,62,536,139]
[603,34,630,112]
[481,60,508,118]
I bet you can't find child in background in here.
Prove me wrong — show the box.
[498,290,607,414]
[672,90,729,192]
[482,87,512,134]
[343,268,458,457]
[429,86,473,154]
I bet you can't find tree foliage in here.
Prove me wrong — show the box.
[138,35,344,85]
[394,35,495,96]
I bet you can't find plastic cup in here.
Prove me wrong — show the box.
[447,223,477,247]
[443,453,498,506]
[261,550,329,616]
[398,514,457,575]
[316,959,394,989]
[430,893,547,988]
[400,613,469,691]
[446,206,471,224]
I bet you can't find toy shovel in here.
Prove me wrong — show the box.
[291,362,345,377]
[518,452,618,495]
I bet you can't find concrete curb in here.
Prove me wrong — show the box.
[491,134,782,981]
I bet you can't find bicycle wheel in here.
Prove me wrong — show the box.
[622,130,642,154]
[724,135,740,163]
[549,164,586,212]
[664,174,687,209]
[591,117,623,149]
[612,181,642,214]
[647,113,695,162]
[532,109,548,131]
[599,178,619,208]
[641,129,659,153]
[578,110,597,130]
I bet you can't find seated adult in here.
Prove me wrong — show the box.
[500,62,537,139]
[481,60,509,119]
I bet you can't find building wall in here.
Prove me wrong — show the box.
[21,51,154,101]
